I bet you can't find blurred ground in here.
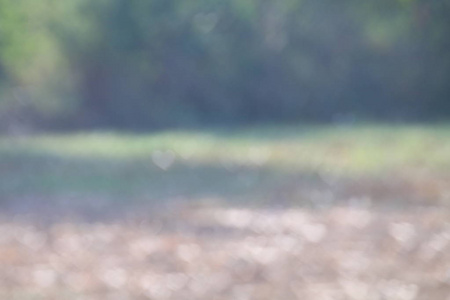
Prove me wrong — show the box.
[0,124,450,299]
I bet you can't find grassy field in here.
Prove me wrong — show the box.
[1,124,450,203]
[0,124,450,299]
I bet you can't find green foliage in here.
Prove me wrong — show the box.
[1,124,450,200]
[0,0,448,129]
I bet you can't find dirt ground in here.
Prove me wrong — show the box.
[1,175,450,300]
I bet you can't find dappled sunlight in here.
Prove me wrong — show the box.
[1,125,450,299]
[1,204,450,299]
[2,125,450,175]
[0,0,449,297]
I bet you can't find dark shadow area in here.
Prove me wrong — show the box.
[1,148,449,224]
[1,0,449,132]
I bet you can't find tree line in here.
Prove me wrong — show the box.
[0,0,449,130]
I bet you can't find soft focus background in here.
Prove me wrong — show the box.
[0,0,450,299]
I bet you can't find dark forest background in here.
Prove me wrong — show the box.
[0,0,449,131]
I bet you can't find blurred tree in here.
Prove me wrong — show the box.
[0,0,448,130]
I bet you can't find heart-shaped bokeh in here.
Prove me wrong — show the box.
[151,150,176,170]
